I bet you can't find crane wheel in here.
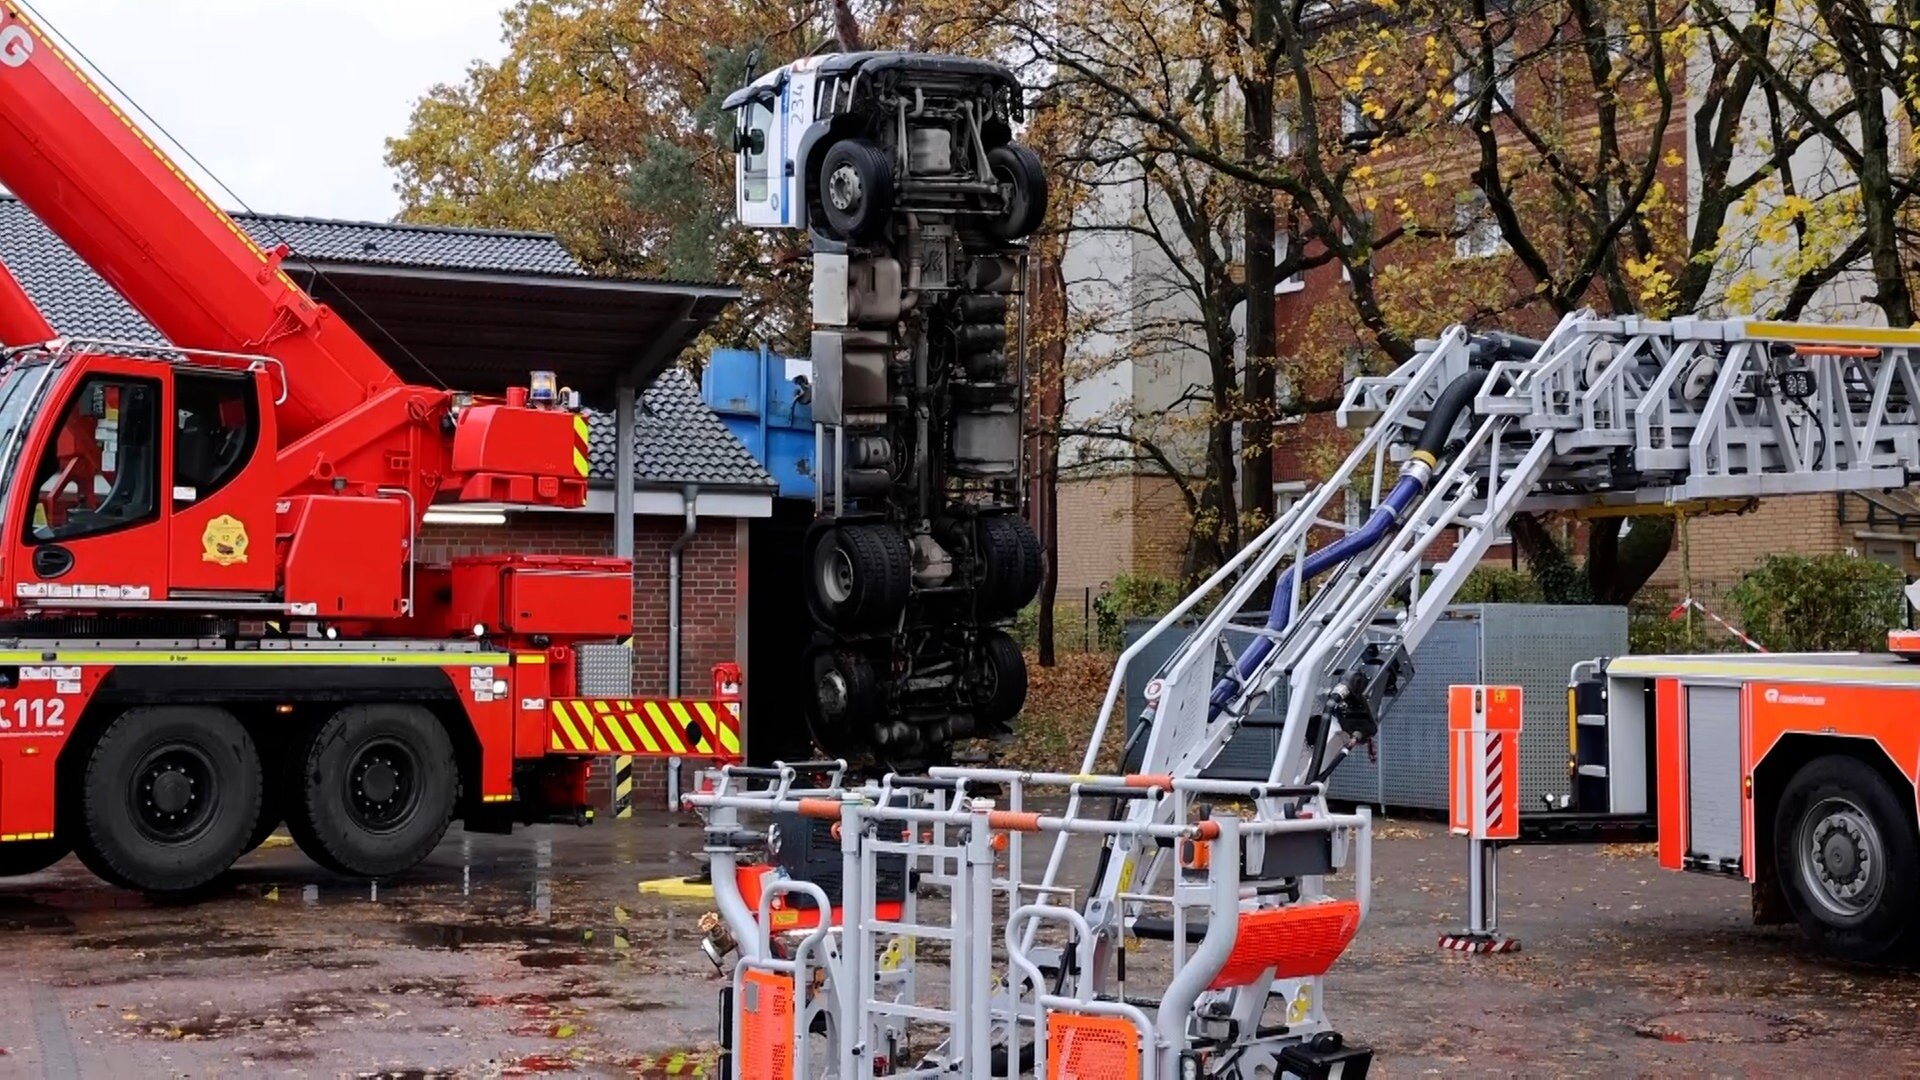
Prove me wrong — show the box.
[286,705,457,879]
[817,138,894,241]
[984,143,1047,241]
[805,523,912,631]
[0,838,68,877]
[71,706,263,893]
[1773,754,1920,961]
[972,629,1028,733]
[976,514,1043,618]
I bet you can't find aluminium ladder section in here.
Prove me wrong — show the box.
[696,765,1373,1078]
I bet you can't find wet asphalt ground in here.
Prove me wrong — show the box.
[3,814,1919,1078]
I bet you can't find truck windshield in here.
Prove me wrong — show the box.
[0,361,55,532]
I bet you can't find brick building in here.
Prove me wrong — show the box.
[0,197,775,806]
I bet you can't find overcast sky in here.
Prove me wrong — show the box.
[21,0,512,222]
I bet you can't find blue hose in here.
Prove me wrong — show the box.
[1205,371,1485,717]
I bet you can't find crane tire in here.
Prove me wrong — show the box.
[1773,754,1920,961]
[817,138,894,241]
[0,838,68,877]
[71,706,262,894]
[984,143,1048,241]
[973,630,1028,732]
[286,704,457,879]
[978,514,1043,618]
[805,524,912,631]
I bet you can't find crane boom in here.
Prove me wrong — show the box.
[0,5,400,442]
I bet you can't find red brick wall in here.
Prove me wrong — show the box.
[418,512,745,809]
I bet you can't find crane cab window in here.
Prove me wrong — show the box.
[738,96,773,204]
[28,376,160,543]
[173,372,257,501]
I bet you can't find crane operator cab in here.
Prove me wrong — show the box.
[0,342,280,609]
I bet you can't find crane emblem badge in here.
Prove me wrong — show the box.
[0,19,31,69]
[201,515,249,566]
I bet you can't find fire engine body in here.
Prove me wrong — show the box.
[0,6,708,892]
[1572,641,1920,960]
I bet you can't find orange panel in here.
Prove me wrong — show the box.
[1748,679,1920,802]
[738,968,795,1080]
[1208,899,1362,988]
[1656,678,1687,871]
[1046,1012,1141,1080]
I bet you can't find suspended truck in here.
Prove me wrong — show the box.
[717,51,1048,771]
[0,6,695,892]
[690,312,1920,1078]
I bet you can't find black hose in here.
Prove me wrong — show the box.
[1414,372,1486,461]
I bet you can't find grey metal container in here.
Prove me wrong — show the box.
[1123,604,1627,810]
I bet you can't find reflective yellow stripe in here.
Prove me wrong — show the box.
[554,707,587,751]
[660,703,692,754]
[0,650,511,666]
[717,703,742,755]
[627,711,662,754]
[1743,320,1920,348]
[573,449,591,477]
[573,416,591,442]
[604,715,637,754]
[517,653,547,665]
[1606,656,1920,684]
[572,702,610,752]
[685,703,715,751]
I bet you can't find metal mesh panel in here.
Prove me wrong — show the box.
[1476,604,1628,808]
[576,643,635,696]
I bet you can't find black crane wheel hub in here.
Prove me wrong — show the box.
[347,738,421,833]
[131,744,219,843]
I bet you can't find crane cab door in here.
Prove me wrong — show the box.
[10,357,173,603]
[7,357,277,608]
[164,368,275,596]
[732,85,786,229]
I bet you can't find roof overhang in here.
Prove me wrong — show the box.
[289,260,739,404]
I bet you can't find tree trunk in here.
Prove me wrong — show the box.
[1028,254,1068,667]
[1239,0,1279,532]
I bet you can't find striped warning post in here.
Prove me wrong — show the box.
[1483,732,1505,834]
[614,635,634,819]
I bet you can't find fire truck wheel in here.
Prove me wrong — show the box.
[0,839,68,877]
[1773,754,1920,961]
[816,138,894,241]
[72,706,263,893]
[973,630,1027,732]
[984,143,1047,241]
[806,524,911,631]
[287,705,457,878]
[977,514,1043,618]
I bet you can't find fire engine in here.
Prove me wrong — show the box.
[0,6,730,892]
[690,311,1920,1078]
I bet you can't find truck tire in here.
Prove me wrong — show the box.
[1773,754,1920,961]
[71,706,263,893]
[0,839,68,877]
[286,705,457,878]
[973,630,1028,732]
[806,524,911,631]
[978,514,1043,618]
[805,648,885,757]
[984,143,1047,241]
[817,139,893,241]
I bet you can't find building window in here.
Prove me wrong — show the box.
[1454,37,1516,119]
[1273,107,1297,159]
[1455,190,1505,259]
[1274,480,1308,517]
[1340,95,1378,139]
[1338,214,1373,284]
[1275,365,1304,425]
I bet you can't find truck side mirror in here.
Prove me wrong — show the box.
[733,128,765,155]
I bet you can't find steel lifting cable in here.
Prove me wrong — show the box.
[15,0,452,391]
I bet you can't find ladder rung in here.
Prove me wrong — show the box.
[866,1000,958,1024]
[865,920,953,941]
[1576,764,1608,777]
[1576,713,1607,727]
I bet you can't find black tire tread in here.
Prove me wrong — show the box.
[985,143,1048,241]
[285,704,457,879]
[975,629,1028,729]
[979,514,1043,618]
[817,139,894,241]
[1772,753,1920,962]
[808,524,912,631]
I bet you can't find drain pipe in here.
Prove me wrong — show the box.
[667,484,699,808]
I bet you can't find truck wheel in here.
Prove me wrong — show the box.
[0,839,68,877]
[805,648,883,757]
[817,139,893,241]
[984,143,1047,241]
[806,524,911,631]
[72,706,263,893]
[287,705,457,878]
[978,514,1043,618]
[1773,754,1920,961]
[973,630,1028,732]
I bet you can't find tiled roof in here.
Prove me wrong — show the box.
[242,213,588,277]
[586,369,776,490]
[0,197,771,492]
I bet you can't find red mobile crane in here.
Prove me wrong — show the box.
[0,6,702,892]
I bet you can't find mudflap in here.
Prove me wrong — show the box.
[1278,1032,1372,1079]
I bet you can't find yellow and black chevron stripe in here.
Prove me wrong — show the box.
[572,415,592,478]
[548,698,743,760]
